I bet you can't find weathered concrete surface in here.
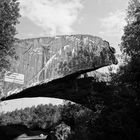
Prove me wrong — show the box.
[3,34,117,96]
[12,35,117,82]
[1,34,118,109]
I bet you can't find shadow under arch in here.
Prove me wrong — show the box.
[1,74,113,111]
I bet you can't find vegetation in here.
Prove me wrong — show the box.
[0,104,62,130]
[0,102,103,140]
[119,0,140,92]
[108,0,140,139]
[0,0,20,72]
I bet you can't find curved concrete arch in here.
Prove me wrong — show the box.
[1,35,118,110]
[1,76,112,110]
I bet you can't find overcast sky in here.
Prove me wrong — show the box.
[1,0,129,112]
[16,0,129,52]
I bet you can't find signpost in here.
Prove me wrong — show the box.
[4,71,24,85]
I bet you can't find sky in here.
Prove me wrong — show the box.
[16,0,129,52]
[1,0,129,112]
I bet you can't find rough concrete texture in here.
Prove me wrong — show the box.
[1,34,118,108]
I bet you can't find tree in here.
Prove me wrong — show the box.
[126,0,140,24]
[0,0,20,72]
[118,0,140,93]
[121,0,140,57]
[108,0,140,139]
[111,0,140,96]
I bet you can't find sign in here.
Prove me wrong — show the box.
[4,71,24,85]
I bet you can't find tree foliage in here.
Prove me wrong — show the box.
[0,0,20,72]
[109,0,140,139]
[0,104,62,130]
[121,0,140,57]
[0,102,103,140]
[117,0,140,94]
